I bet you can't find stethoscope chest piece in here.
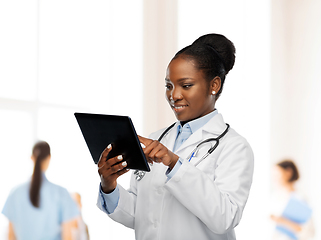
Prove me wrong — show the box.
[134,170,146,181]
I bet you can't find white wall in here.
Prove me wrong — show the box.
[271,0,321,238]
[177,0,271,239]
[142,0,178,135]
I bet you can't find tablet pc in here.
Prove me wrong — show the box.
[74,112,150,172]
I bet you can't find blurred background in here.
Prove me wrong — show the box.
[0,0,320,239]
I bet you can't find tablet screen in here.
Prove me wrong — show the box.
[75,112,150,172]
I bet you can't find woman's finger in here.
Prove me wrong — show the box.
[105,155,125,169]
[108,158,128,175]
[98,155,125,177]
[154,148,168,160]
[115,167,130,177]
[148,142,164,159]
[146,157,153,165]
[138,135,153,147]
[97,144,112,168]
[142,140,159,156]
[138,136,168,164]
[98,156,129,193]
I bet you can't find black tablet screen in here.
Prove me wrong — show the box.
[75,113,150,172]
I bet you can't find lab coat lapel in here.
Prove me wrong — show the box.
[174,114,227,156]
[201,113,227,136]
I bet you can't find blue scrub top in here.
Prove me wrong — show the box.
[2,174,79,240]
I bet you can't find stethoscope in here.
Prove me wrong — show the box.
[134,122,230,181]
[186,123,229,166]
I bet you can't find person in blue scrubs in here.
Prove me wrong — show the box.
[2,141,79,240]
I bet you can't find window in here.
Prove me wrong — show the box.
[0,1,142,239]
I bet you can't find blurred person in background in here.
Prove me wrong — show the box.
[71,192,90,240]
[270,160,315,240]
[1,141,79,240]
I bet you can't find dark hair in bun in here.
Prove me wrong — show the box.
[173,33,236,98]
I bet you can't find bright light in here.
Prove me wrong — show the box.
[0,1,142,239]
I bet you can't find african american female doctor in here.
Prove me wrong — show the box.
[97,33,254,240]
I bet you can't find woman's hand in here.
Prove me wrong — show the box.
[138,135,179,170]
[270,215,302,232]
[97,144,129,194]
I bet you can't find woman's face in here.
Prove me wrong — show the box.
[165,57,217,121]
[273,166,292,186]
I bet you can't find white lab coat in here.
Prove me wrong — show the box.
[106,113,254,240]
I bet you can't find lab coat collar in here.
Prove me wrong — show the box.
[179,110,218,134]
[201,113,227,136]
[174,113,227,154]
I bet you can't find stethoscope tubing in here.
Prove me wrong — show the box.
[134,123,230,181]
[188,123,229,165]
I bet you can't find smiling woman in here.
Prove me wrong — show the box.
[96,33,254,240]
